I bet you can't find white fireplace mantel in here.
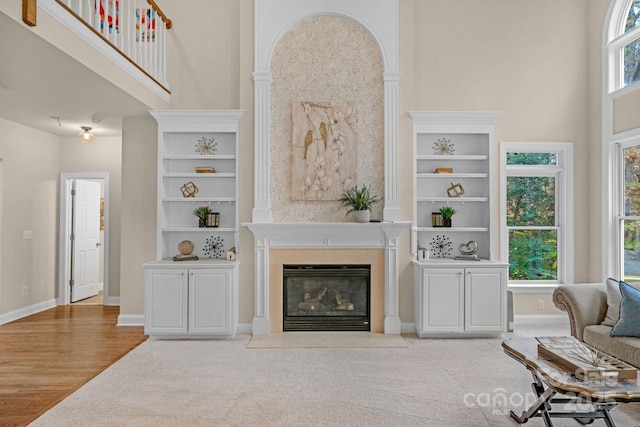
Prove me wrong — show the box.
[244,221,411,335]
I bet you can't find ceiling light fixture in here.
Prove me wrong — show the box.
[79,126,94,143]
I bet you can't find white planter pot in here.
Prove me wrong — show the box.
[354,210,370,223]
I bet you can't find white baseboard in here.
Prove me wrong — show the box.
[514,314,569,324]
[123,317,567,333]
[0,299,57,325]
[103,296,120,306]
[236,323,253,335]
[401,322,416,334]
[117,314,144,326]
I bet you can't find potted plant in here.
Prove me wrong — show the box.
[439,206,456,227]
[339,184,380,223]
[192,206,212,228]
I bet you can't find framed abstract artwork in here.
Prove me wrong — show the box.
[291,101,358,201]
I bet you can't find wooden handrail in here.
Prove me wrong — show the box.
[147,0,172,29]
[23,0,37,26]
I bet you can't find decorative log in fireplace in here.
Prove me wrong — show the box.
[283,265,371,331]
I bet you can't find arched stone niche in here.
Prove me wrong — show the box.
[252,0,400,222]
[270,15,384,222]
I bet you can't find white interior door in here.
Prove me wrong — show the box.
[71,180,101,302]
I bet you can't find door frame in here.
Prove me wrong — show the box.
[58,173,110,306]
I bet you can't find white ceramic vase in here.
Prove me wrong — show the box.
[354,210,370,223]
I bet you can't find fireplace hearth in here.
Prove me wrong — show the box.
[283,265,371,331]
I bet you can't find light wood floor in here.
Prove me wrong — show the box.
[71,291,103,305]
[0,306,147,427]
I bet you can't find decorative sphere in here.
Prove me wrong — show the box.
[178,240,194,255]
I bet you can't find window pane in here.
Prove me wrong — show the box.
[506,176,556,226]
[624,39,640,86]
[624,220,640,282]
[508,230,558,280]
[625,0,640,32]
[624,146,640,216]
[506,152,557,165]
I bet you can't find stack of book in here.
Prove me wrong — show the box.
[454,254,480,261]
[195,166,215,173]
[173,254,199,261]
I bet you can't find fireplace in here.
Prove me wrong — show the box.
[283,265,371,331]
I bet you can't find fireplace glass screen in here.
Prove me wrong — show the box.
[283,265,370,331]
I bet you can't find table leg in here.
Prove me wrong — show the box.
[510,386,556,425]
[511,375,619,427]
[599,404,616,427]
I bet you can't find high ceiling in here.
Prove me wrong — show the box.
[0,12,152,138]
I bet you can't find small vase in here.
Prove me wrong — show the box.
[354,210,370,223]
[443,218,452,227]
[198,218,206,228]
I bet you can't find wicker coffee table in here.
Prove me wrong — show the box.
[502,337,640,426]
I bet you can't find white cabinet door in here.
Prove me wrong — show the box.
[144,268,188,335]
[464,267,506,332]
[189,268,232,334]
[419,268,464,333]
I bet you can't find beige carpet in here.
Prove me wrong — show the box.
[247,332,409,348]
[29,321,640,427]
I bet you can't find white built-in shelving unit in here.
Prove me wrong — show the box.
[144,110,243,339]
[409,111,508,337]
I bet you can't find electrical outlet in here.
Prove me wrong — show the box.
[22,230,33,240]
[537,299,545,310]
[21,286,28,296]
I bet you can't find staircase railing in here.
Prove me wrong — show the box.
[54,0,172,92]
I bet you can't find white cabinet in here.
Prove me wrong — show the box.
[414,267,464,333]
[409,111,501,260]
[145,110,243,339]
[144,260,238,338]
[413,260,508,337]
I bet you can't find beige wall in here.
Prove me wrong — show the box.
[120,118,157,318]
[588,0,609,282]
[614,90,640,134]
[59,136,122,299]
[0,119,59,315]
[0,1,616,321]
[162,0,242,109]
[115,0,613,321]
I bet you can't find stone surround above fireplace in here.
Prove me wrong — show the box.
[244,222,410,335]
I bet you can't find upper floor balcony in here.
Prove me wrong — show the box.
[24,0,172,105]
[0,0,172,137]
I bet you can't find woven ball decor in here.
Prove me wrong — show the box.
[178,240,194,255]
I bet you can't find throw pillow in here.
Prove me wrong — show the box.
[602,278,640,326]
[610,281,640,337]
[602,277,623,326]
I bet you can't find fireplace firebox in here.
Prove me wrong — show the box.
[283,265,370,331]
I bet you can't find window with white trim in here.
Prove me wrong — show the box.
[605,1,640,281]
[618,142,640,281]
[624,1,640,86]
[607,0,640,91]
[500,143,573,286]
